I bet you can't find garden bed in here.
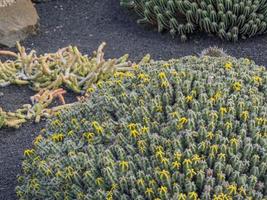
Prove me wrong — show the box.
[1,0,267,199]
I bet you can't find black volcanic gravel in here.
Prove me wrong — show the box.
[1,0,267,199]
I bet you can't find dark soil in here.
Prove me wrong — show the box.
[1,0,267,199]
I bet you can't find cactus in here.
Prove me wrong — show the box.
[199,46,228,57]
[120,0,267,41]
[16,55,267,199]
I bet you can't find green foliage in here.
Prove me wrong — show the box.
[16,56,267,199]
[120,0,267,41]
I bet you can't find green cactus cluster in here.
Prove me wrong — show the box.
[16,55,267,200]
[120,0,267,41]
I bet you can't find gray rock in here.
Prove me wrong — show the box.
[0,0,39,47]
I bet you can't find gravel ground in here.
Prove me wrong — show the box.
[1,0,267,199]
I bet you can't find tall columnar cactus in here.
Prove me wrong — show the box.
[17,55,267,199]
[120,0,267,41]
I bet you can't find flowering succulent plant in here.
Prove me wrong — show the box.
[16,55,266,199]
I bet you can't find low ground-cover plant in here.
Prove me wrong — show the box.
[120,0,267,41]
[0,43,133,129]
[17,55,266,199]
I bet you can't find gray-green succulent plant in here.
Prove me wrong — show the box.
[16,55,267,199]
[120,0,267,41]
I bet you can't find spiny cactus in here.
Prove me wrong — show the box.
[17,55,267,199]
[199,46,228,57]
[120,0,267,41]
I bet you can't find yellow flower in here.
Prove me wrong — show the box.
[238,186,246,196]
[215,193,232,200]
[145,188,154,196]
[241,111,249,121]
[67,130,74,137]
[141,126,149,134]
[138,73,150,83]
[158,72,167,79]
[160,157,169,165]
[92,121,104,134]
[192,154,201,163]
[174,152,182,160]
[156,150,165,159]
[115,80,122,85]
[55,170,63,178]
[233,82,242,91]
[161,80,169,88]
[51,133,64,142]
[156,105,163,112]
[213,91,222,100]
[185,95,193,102]
[137,178,145,186]
[149,179,157,187]
[256,117,264,125]
[230,138,239,147]
[170,112,179,118]
[210,144,219,154]
[132,64,139,70]
[182,159,192,167]
[177,193,187,200]
[217,172,225,181]
[137,140,146,149]
[119,161,129,171]
[34,135,43,145]
[158,186,168,195]
[225,121,233,130]
[224,62,233,70]
[111,183,117,190]
[106,191,113,200]
[163,63,170,68]
[51,119,62,127]
[83,132,95,142]
[86,87,95,93]
[97,81,103,88]
[172,161,181,169]
[218,153,226,160]
[130,129,139,138]
[24,149,35,157]
[125,72,134,78]
[208,152,215,159]
[159,170,170,180]
[128,123,137,130]
[227,184,237,195]
[179,71,186,77]
[155,146,164,152]
[114,71,124,78]
[95,177,104,186]
[187,168,196,179]
[252,75,262,84]
[207,131,214,140]
[188,191,198,200]
[219,107,227,116]
[179,117,188,125]
[171,70,178,76]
